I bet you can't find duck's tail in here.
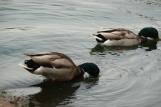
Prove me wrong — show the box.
[93,33,107,43]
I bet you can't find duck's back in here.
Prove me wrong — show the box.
[98,28,138,40]
[95,28,140,46]
[25,52,80,81]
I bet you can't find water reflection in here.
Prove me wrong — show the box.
[140,40,158,51]
[82,77,99,89]
[90,42,158,54]
[90,44,138,55]
[28,81,79,107]
[28,77,99,107]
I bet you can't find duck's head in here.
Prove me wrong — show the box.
[138,27,159,47]
[79,63,100,77]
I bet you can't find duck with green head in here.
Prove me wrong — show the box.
[93,27,159,48]
[19,52,100,82]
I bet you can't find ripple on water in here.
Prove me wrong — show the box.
[0,0,161,107]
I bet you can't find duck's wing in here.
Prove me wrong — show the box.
[97,28,121,33]
[96,28,138,40]
[50,58,75,69]
[24,52,64,57]
[97,28,128,33]
[24,52,76,68]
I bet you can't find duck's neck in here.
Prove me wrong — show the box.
[139,36,157,50]
[140,36,157,44]
[78,66,85,76]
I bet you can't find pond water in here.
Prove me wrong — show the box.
[0,0,161,107]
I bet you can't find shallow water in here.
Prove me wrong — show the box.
[0,0,161,107]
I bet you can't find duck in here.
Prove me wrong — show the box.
[93,27,159,47]
[19,52,100,82]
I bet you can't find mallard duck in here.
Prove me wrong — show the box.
[19,52,100,81]
[93,27,159,47]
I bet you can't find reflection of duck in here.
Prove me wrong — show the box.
[20,52,100,82]
[93,27,159,47]
[29,77,98,107]
[91,44,138,54]
[29,81,80,107]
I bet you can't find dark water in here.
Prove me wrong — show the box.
[0,0,161,106]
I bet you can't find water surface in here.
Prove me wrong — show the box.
[0,0,161,107]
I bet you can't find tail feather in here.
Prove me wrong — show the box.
[94,34,107,43]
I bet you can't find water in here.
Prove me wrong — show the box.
[0,0,161,106]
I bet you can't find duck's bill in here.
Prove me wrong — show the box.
[18,63,33,70]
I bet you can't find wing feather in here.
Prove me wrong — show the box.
[96,28,138,40]
[24,52,76,68]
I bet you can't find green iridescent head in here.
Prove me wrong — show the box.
[138,27,159,50]
[138,27,159,40]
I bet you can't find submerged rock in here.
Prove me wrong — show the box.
[0,91,29,107]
